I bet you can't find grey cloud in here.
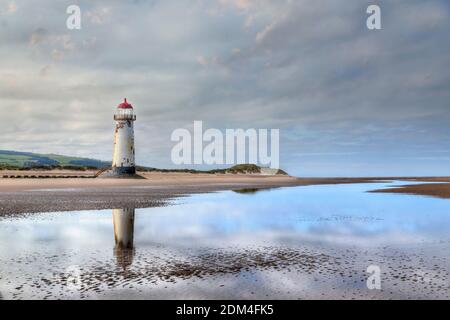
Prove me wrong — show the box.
[0,0,449,176]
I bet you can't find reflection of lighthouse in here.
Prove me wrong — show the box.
[113,208,135,269]
[112,98,136,176]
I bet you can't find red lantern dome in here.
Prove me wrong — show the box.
[114,98,136,121]
[118,98,133,109]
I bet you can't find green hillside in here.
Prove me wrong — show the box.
[138,164,288,175]
[0,150,110,170]
[0,151,288,175]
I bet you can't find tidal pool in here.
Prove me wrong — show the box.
[0,181,449,299]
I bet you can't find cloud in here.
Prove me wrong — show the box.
[219,0,254,10]
[85,7,111,25]
[196,55,209,66]
[29,28,48,46]
[0,0,449,176]
[7,1,18,14]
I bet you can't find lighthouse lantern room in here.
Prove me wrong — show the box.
[112,98,136,175]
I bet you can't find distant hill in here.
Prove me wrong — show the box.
[138,164,288,175]
[0,150,110,170]
[0,150,288,175]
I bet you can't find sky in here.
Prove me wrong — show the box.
[0,0,449,177]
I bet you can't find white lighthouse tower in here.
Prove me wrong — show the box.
[112,98,136,176]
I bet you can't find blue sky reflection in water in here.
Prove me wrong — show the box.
[0,182,450,254]
[1,182,450,299]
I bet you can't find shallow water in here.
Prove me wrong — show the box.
[1,181,449,299]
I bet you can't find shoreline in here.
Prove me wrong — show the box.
[1,173,450,300]
[0,173,449,216]
[370,182,450,199]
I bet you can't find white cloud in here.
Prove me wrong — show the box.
[219,0,254,10]
[0,0,449,176]
[85,7,111,25]
[7,1,18,13]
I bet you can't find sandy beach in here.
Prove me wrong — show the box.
[1,179,450,300]
[369,177,450,199]
[0,172,304,215]
[1,173,450,216]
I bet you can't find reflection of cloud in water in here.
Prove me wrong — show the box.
[32,246,337,298]
[4,242,449,299]
[134,182,450,248]
[1,182,450,254]
[1,182,450,299]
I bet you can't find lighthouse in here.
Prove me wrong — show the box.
[112,98,136,176]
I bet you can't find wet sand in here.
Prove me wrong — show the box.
[2,179,450,300]
[370,181,450,199]
[0,173,380,216]
[1,173,449,215]
[5,243,450,300]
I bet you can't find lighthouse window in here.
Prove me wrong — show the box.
[117,109,134,117]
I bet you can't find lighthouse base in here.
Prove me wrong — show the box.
[112,166,136,175]
[97,167,145,179]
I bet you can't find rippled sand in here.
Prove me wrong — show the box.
[2,181,450,300]
[2,242,449,300]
